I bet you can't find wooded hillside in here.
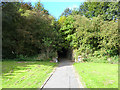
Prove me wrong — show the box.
[2,2,119,63]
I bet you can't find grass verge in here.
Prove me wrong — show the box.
[2,60,57,88]
[73,62,118,88]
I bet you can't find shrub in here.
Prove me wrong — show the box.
[107,55,118,64]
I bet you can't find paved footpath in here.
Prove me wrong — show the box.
[43,59,84,88]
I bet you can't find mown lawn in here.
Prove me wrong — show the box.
[0,61,2,89]
[73,62,118,88]
[2,60,57,88]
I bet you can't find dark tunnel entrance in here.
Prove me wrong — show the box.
[58,48,68,58]
[57,47,72,61]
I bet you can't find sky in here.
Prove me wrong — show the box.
[24,0,83,19]
[40,2,82,19]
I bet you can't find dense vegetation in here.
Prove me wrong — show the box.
[2,2,60,60]
[2,2,119,89]
[58,2,119,63]
[79,2,118,21]
[2,2,119,63]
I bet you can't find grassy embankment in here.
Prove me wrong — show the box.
[2,60,57,88]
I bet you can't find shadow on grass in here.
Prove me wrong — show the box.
[2,60,56,79]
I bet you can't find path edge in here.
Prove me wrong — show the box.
[72,63,86,88]
[40,64,58,89]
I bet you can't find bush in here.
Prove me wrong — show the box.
[81,53,108,63]
[73,15,119,59]
[82,55,118,64]
[91,56,108,63]
[107,55,118,64]
[16,54,27,60]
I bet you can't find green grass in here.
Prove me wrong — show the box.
[0,61,2,90]
[2,60,57,88]
[73,62,118,88]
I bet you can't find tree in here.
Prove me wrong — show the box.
[34,2,49,15]
[2,2,58,59]
[61,8,72,17]
[79,2,118,21]
[73,15,119,57]
[2,2,24,58]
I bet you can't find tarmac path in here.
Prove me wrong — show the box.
[43,59,84,88]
